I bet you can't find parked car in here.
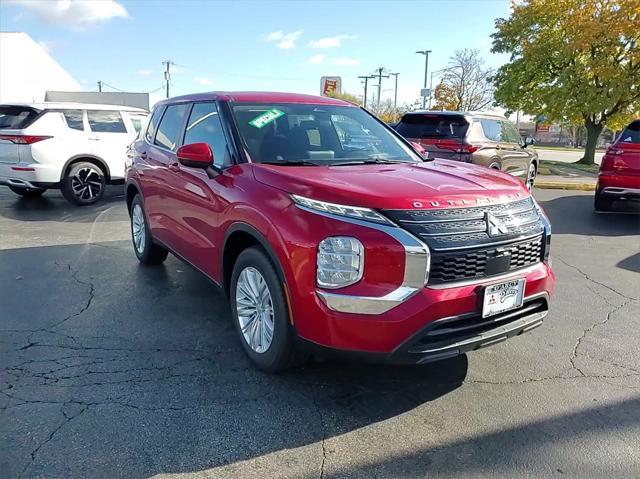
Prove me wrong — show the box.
[394,111,539,190]
[0,102,148,205]
[594,119,640,211]
[125,92,554,372]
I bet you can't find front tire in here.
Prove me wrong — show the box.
[8,185,46,197]
[62,162,106,206]
[130,195,168,265]
[230,247,304,372]
[525,162,537,191]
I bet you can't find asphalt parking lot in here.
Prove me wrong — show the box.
[1,186,639,479]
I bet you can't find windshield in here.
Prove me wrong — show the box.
[231,103,420,165]
[395,113,469,139]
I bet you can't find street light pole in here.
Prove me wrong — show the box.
[429,71,435,109]
[416,50,431,109]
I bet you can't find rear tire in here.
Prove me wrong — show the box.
[62,161,106,206]
[594,192,614,212]
[130,194,168,265]
[8,185,46,197]
[230,246,306,372]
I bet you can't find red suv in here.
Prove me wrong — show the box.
[125,92,554,372]
[595,119,640,211]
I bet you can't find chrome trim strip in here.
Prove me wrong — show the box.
[602,187,640,196]
[296,205,431,315]
[396,206,537,224]
[429,232,543,252]
[427,263,543,289]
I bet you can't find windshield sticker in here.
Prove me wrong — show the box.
[249,109,285,128]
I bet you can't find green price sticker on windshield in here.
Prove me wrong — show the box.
[249,109,285,128]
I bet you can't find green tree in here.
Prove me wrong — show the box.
[491,0,640,164]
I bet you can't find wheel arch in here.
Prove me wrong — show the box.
[222,223,287,298]
[125,181,141,214]
[60,155,111,182]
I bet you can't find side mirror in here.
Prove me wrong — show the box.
[410,141,427,159]
[524,137,535,146]
[176,142,221,178]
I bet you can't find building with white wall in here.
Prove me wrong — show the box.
[0,32,82,103]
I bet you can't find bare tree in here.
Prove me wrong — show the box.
[440,49,494,111]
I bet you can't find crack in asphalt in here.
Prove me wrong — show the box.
[47,262,96,330]
[18,405,87,479]
[556,257,638,301]
[555,256,638,378]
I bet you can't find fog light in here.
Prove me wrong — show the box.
[317,237,363,289]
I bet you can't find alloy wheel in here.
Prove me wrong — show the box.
[71,167,103,201]
[235,267,275,354]
[131,204,146,254]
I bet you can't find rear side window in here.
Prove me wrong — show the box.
[479,119,503,142]
[396,114,469,139]
[501,121,522,143]
[154,103,190,151]
[63,110,85,131]
[128,114,147,134]
[145,107,163,142]
[184,102,230,167]
[87,110,127,133]
[0,106,40,129]
[620,120,640,143]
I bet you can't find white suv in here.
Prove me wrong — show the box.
[0,102,148,205]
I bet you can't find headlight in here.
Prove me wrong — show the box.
[291,194,394,225]
[317,237,364,289]
[532,197,551,261]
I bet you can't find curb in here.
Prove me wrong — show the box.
[535,180,596,191]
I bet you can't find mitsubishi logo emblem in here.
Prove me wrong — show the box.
[486,213,509,237]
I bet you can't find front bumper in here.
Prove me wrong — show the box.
[297,261,555,357]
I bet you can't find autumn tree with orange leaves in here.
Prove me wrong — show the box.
[492,0,640,163]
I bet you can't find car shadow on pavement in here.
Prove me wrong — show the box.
[319,396,640,478]
[537,193,640,236]
[1,241,468,478]
[0,185,126,223]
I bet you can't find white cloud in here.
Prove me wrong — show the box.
[309,34,356,49]
[7,0,128,30]
[135,69,154,77]
[306,54,325,65]
[333,57,360,66]
[194,76,213,86]
[265,30,303,49]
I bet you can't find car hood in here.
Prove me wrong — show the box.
[252,159,530,210]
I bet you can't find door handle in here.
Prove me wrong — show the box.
[495,144,502,150]
[168,162,180,172]
[88,136,101,141]
[140,152,148,160]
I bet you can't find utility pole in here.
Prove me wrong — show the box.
[374,67,390,109]
[390,72,400,107]
[357,75,375,108]
[97,81,102,92]
[416,50,432,109]
[162,60,174,99]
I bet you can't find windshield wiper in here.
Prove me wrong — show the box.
[260,159,320,166]
[331,158,413,166]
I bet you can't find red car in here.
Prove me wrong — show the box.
[125,92,554,372]
[595,119,640,211]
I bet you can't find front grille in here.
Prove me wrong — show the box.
[429,235,543,284]
[381,197,545,285]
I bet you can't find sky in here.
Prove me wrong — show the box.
[0,0,512,106]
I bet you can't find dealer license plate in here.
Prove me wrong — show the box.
[482,279,525,318]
